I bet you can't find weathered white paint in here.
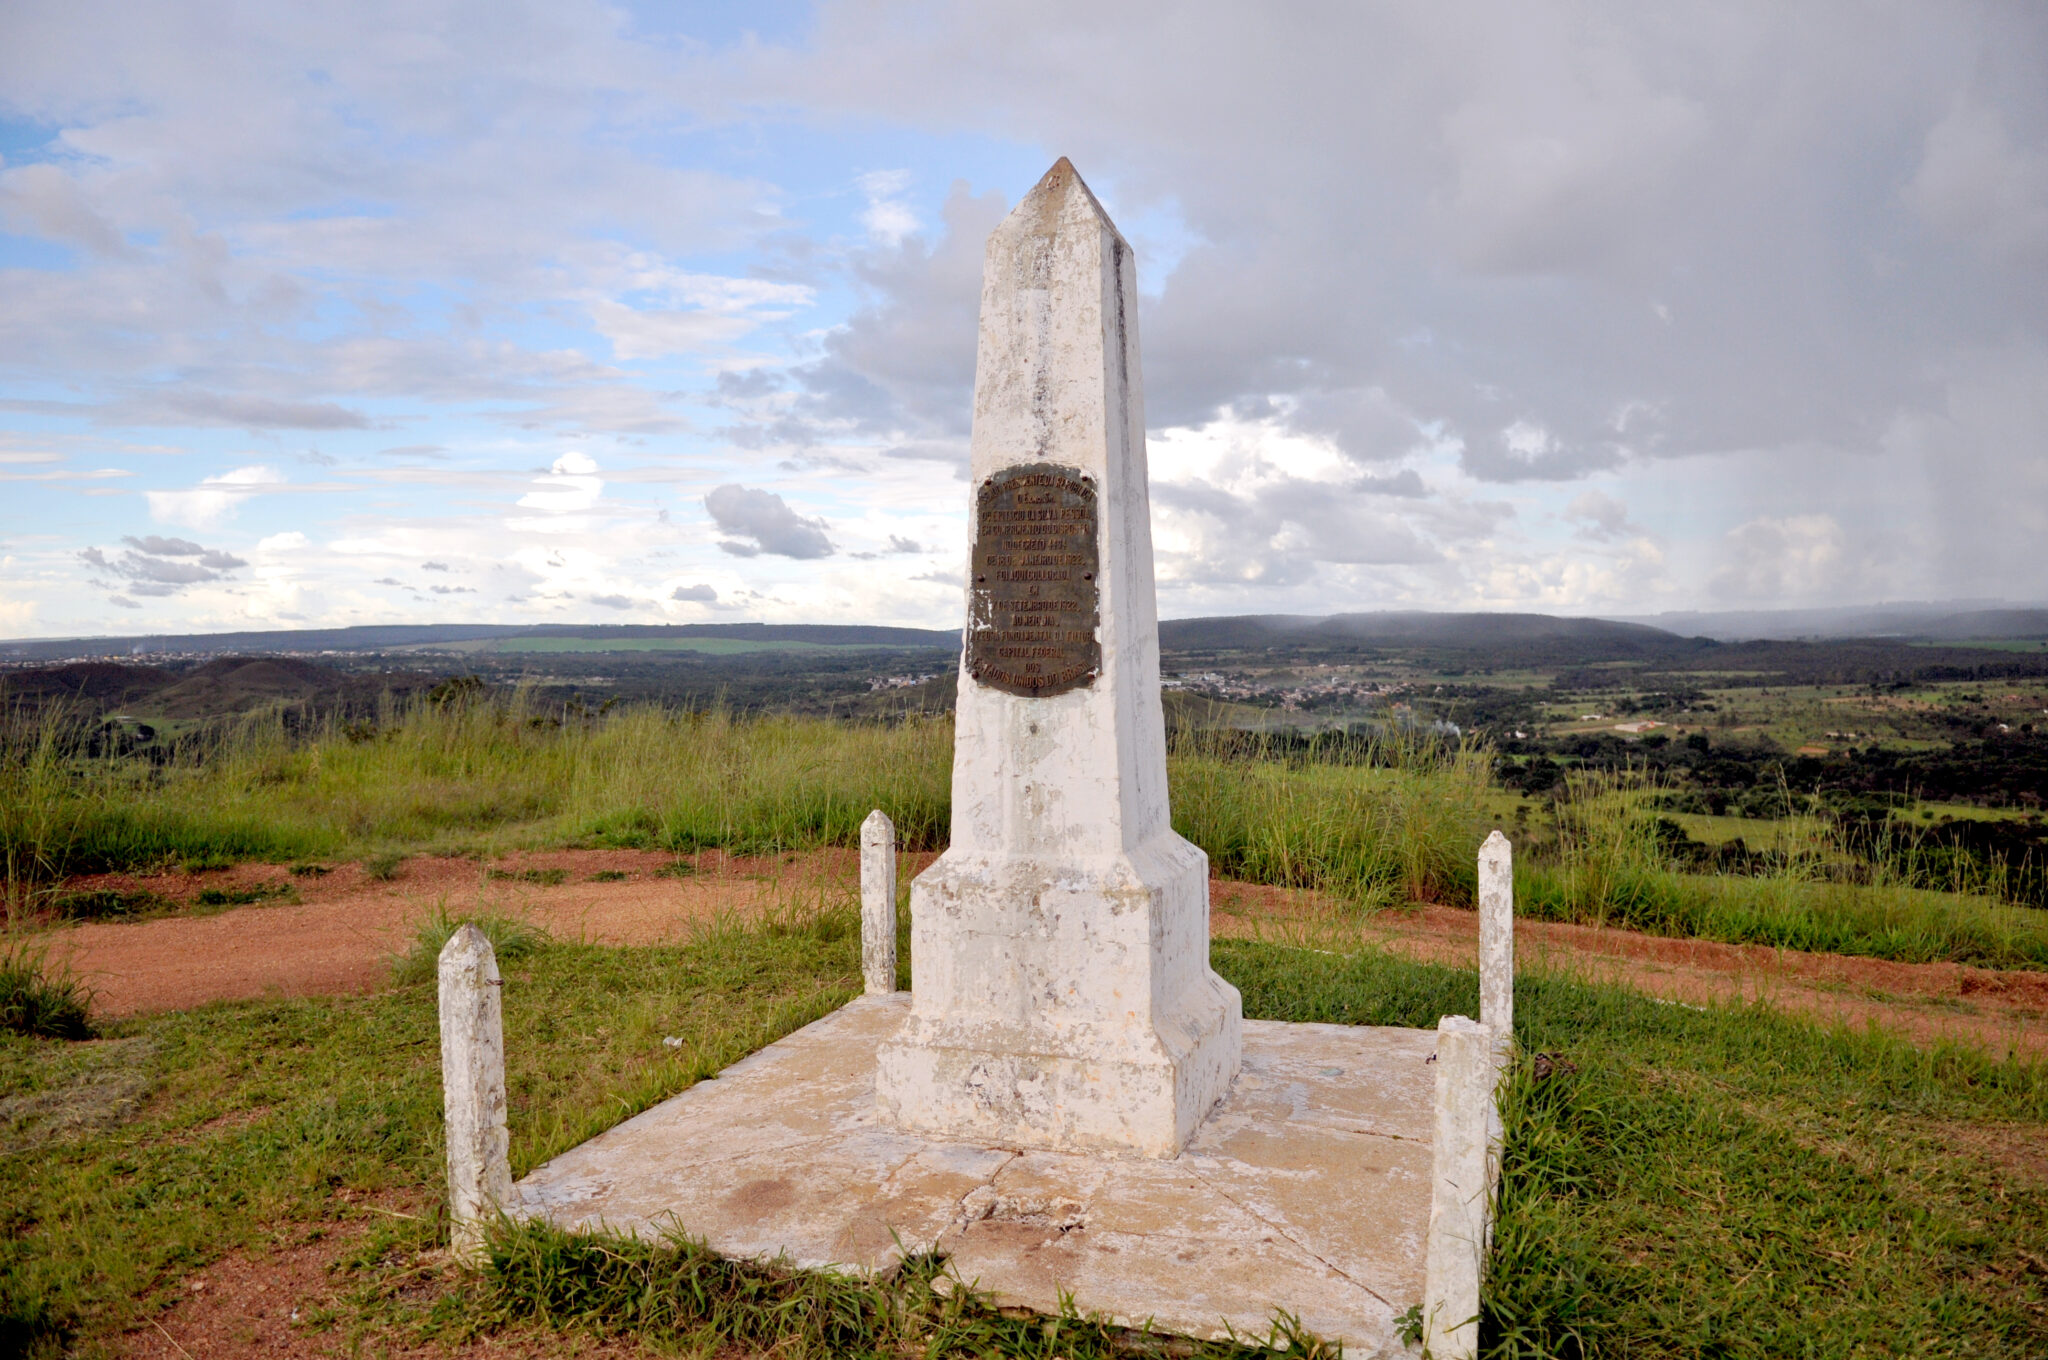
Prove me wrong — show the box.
[439,923,511,1265]
[1478,830,1514,1064]
[860,809,898,995]
[1477,829,1513,1236]
[1423,1015,1489,1360]
[874,159,1242,1158]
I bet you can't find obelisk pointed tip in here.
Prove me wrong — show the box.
[1012,157,1126,245]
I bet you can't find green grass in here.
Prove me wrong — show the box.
[193,882,296,909]
[1216,940,2048,1356]
[5,700,2044,967]
[0,702,953,909]
[2,907,2042,1357]
[1524,770,2048,968]
[47,888,171,922]
[0,899,866,1357]
[480,1222,1335,1359]
[486,866,568,887]
[1170,727,1493,909]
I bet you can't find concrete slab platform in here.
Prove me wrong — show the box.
[515,994,1436,1356]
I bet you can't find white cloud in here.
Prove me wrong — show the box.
[515,452,604,514]
[858,169,919,245]
[588,302,756,360]
[145,465,286,528]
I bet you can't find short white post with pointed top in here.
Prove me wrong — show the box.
[439,923,512,1265]
[1479,830,1514,1065]
[1422,1014,1490,1360]
[1478,829,1514,1251]
[860,809,898,995]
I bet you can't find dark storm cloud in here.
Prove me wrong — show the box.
[704,484,834,559]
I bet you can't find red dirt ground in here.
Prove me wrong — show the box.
[120,1199,658,1359]
[38,848,2048,1060]
[1211,880,2048,1061]
[47,848,936,1018]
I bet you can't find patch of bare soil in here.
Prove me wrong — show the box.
[117,1201,656,1359]
[1211,882,2048,1060]
[46,849,936,1020]
[36,851,2047,1059]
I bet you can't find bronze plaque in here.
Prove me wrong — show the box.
[966,462,1101,697]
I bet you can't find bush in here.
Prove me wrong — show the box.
[0,944,92,1039]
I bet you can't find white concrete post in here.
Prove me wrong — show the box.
[860,809,898,995]
[1478,829,1514,1232]
[1422,1015,1489,1360]
[1478,830,1515,1065]
[439,923,512,1265]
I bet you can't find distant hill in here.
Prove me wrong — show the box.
[1159,611,1712,665]
[0,656,426,719]
[0,622,960,663]
[1611,603,2048,642]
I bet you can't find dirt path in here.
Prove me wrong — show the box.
[44,848,931,1019]
[33,850,2048,1060]
[1213,882,2048,1061]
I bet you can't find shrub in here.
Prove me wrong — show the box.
[0,944,92,1039]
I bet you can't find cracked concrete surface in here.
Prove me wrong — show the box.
[516,995,1434,1355]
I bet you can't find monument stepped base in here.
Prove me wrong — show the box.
[515,994,1436,1357]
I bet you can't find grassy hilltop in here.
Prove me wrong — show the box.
[1,643,2046,1356]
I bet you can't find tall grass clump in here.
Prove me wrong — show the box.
[0,695,954,893]
[1,704,116,925]
[1169,726,1492,909]
[391,907,550,985]
[0,943,92,1039]
[560,705,952,854]
[0,702,325,904]
[1521,767,2048,968]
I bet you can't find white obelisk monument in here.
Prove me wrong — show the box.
[875,159,1243,1157]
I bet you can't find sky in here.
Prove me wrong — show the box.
[0,1,2044,640]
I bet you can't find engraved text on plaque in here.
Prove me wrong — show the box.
[966,462,1101,697]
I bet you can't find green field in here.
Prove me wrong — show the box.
[1910,639,2048,653]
